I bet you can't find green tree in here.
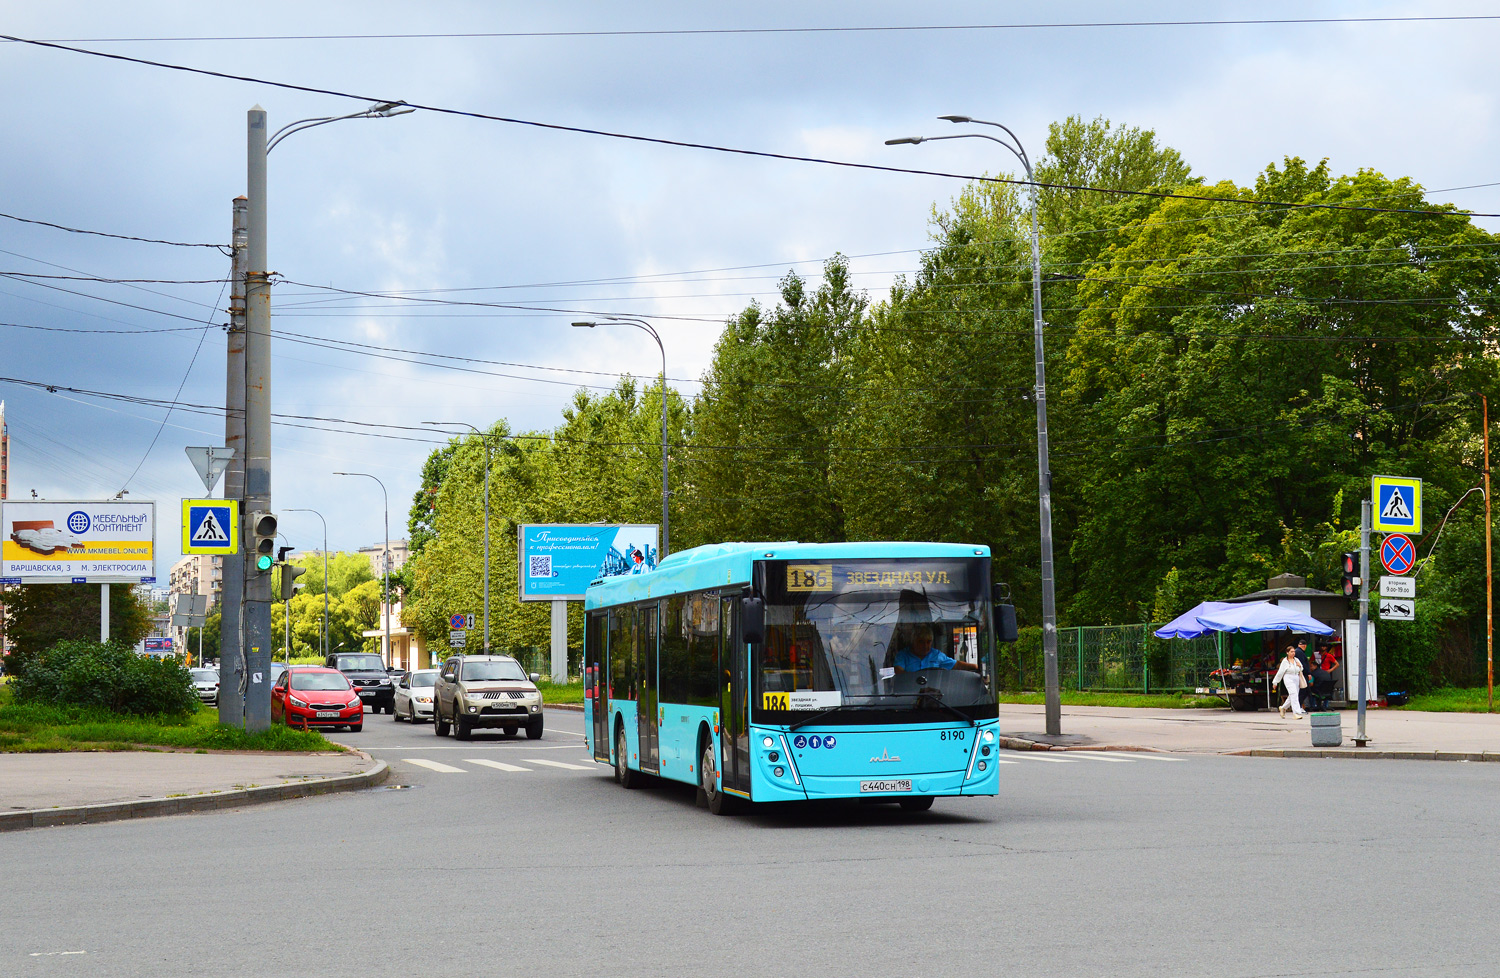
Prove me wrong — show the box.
[1,583,153,676]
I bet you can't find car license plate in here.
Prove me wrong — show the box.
[315,711,339,718]
[860,779,912,793]
[358,690,374,697]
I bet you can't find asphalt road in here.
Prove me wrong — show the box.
[3,707,1497,977]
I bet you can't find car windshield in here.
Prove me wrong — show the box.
[461,659,526,682]
[191,669,218,681]
[336,654,384,672]
[755,558,996,715]
[409,670,438,688]
[291,672,352,691]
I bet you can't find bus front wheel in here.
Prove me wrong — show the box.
[615,725,639,789]
[699,742,738,816]
[900,796,935,812]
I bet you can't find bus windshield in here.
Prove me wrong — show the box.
[755,557,996,718]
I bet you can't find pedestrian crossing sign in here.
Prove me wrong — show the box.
[181,498,239,554]
[1371,476,1421,534]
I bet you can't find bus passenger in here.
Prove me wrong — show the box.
[893,624,978,673]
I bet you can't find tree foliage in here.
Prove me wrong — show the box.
[1,583,153,677]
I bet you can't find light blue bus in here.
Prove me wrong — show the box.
[583,541,1017,814]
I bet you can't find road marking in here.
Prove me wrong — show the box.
[522,758,593,771]
[1118,753,1186,761]
[465,758,531,772]
[1012,753,1077,763]
[1063,751,1136,762]
[30,951,87,957]
[359,743,582,751]
[402,758,467,773]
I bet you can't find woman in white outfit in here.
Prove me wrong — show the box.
[1273,646,1306,718]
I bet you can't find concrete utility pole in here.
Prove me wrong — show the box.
[1356,498,1372,746]
[220,196,248,726]
[242,107,274,733]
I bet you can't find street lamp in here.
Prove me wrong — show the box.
[333,472,392,669]
[284,508,329,659]
[422,421,493,652]
[571,318,671,559]
[233,99,410,733]
[887,115,1062,736]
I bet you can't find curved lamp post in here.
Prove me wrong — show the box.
[887,115,1061,736]
[571,318,670,559]
[423,421,493,652]
[333,472,392,669]
[283,508,329,659]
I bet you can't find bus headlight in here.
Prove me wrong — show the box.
[773,766,785,778]
[762,736,774,747]
[977,760,988,772]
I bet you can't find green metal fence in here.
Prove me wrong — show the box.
[1009,624,1224,694]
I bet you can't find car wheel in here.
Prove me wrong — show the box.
[454,714,472,740]
[615,725,638,789]
[350,723,363,733]
[408,702,418,723]
[526,717,543,740]
[435,705,450,737]
[503,726,518,737]
[700,741,735,814]
[899,796,935,812]
[392,702,403,722]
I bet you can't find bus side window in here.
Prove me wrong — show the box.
[609,609,634,700]
[660,596,688,704]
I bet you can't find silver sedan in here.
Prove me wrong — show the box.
[393,669,439,722]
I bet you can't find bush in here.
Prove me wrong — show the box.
[11,640,199,716]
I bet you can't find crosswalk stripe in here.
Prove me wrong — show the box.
[1120,753,1185,761]
[465,758,531,772]
[522,758,593,771]
[1063,751,1136,762]
[1012,753,1077,763]
[404,758,466,773]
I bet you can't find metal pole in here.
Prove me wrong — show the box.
[1486,395,1493,712]
[100,583,109,643]
[885,119,1060,734]
[1357,498,1371,745]
[334,473,390,667]
[568,320,669,557]
[242,106,273,733]
[220,196,247,725]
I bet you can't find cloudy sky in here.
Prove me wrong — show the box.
[1,1,1496,580]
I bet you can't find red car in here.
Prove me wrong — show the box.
[271,666,364,732]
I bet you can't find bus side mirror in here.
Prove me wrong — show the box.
[994,603,1018,644]
[741,591,765,644]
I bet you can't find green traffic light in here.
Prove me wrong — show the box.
[256,554,274,571]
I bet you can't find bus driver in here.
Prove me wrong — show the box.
[893,623,979,673]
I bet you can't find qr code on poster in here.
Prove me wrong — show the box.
[528,555,552,578]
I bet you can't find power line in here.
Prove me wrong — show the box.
[24,15,1500,43]
[5,33,1496,222]
[0,210,227,252]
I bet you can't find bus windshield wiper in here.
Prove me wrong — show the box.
[881,691,977,727]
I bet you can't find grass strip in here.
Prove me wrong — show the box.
[1000,691,1227,709]
[1398,687,1500,713]
[0,696,340,753]
[536,680,585,705]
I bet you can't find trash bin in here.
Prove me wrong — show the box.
[1310,712,1342,747]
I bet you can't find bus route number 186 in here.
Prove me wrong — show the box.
[786,564,833,592]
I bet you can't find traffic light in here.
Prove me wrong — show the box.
[1341,551,1360,597]
[249,512,278,572]
[280,561,306,602]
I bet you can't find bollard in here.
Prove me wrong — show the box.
[1310,712,1342,748]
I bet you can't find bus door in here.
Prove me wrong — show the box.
[588,611,608,762]
[719,595,749,792]
[637,603,660,773]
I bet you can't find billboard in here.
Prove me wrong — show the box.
[517,524,659,601]
[0,500,155,584]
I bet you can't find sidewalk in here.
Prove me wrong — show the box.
[998,703,1500,759]
[0,749,387,832]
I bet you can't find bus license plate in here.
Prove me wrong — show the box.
[860,779,912,793]
[316,711,339,718]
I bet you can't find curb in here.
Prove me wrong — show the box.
[548,703,585,713]
[0,757,390,833]
[1233,748,1500,761]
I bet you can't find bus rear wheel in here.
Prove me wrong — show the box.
[615,725,639,789]
[899,796,935,812]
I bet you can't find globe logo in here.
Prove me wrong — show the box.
[66,511,91,534]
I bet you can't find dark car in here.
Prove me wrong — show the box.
[325,651,395,714]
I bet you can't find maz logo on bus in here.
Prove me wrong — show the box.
[870,748,902,763]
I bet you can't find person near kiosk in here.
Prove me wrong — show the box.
[1273,646,1307,718]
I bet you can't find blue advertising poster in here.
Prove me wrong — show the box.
[517,524,660,601]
